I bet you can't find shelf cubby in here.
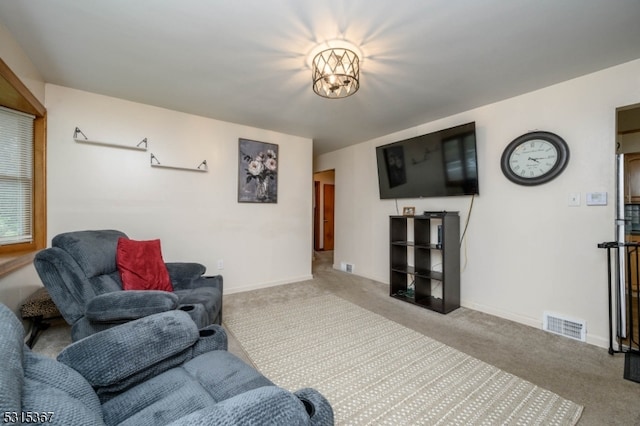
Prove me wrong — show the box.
[388,212,460,314]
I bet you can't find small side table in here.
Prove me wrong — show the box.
[20,287,61,348]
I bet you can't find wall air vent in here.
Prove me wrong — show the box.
[543,311,586,342]
[340,262,354,273]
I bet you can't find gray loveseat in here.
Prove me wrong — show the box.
[0,303,333,425]
[34,230,222,341]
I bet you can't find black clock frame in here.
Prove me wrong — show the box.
[500,131,569,186]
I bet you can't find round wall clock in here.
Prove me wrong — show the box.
[500,131,569,186]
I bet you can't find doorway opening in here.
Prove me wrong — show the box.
[616,103,640,350]
[313,169,335,268]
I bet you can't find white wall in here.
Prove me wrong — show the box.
[315,59,640,348]
[46,84,313,293]
[0,21,45,104]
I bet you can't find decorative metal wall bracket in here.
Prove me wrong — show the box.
[150,153,208,172]
[73,127,148,151]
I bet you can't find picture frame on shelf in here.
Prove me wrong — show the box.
[402,206,415,216]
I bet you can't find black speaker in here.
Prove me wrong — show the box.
[624,351,640,383]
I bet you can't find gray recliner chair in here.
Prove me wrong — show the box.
[34,230,222,341]
[0,303,333,425]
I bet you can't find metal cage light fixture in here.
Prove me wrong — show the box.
[312,47,360,99]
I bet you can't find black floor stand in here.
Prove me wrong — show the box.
[598,241,640,383]
[624,352,640,383]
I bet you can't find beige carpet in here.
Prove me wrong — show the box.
[225,294,583,426]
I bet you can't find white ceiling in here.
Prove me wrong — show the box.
[1,0,639,155]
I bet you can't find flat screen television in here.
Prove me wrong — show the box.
[376,122,479,199]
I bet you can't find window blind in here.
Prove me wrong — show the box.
[0,106,35,246]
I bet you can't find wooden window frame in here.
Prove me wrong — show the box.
[0,57,46,275]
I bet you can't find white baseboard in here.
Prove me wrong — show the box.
[331,264,386,283]
[463,299,609,350]
[585,334,609,349]
[227,272,610,350]
[225,274,314,295]
[462,300,542,329]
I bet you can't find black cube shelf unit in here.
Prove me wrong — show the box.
[389,211,460,314]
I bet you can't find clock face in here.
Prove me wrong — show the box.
[501,131,569,186]
[509,139,558,179]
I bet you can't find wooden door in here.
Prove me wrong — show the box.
[314,181,321,251]
[323,184,335,251]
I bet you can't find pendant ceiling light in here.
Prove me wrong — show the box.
[312,47,360,99]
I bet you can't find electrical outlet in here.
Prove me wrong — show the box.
[217,259,224,270]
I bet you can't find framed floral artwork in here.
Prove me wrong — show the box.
[238,138,278,203]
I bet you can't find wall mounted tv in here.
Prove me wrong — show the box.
[376,122,479,199]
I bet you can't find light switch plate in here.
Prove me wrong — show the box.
[586,192,607,206]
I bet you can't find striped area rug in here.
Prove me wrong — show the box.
[225,294,583,425]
